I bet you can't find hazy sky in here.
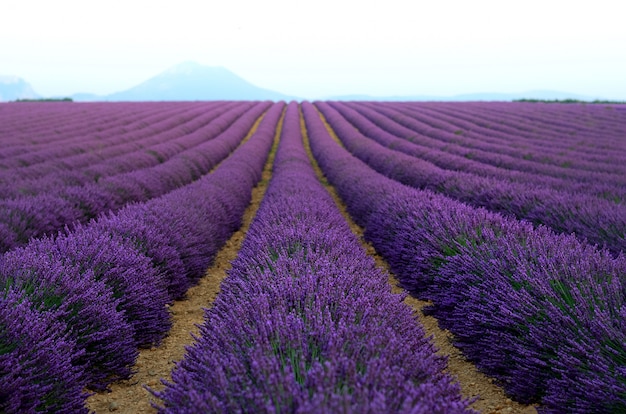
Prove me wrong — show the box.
[2,0,625,99]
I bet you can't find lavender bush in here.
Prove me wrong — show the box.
[0,289,88,413]
[0,249,137,390]
[23,226,172,348]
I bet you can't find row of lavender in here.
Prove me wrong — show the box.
[370,101,626,172]
[338,101,626,201]
[0,103,254,194]
[315,102,626,254]
[0,102,209,163]
[0,102,139,148]
[355,101,626,190]
[156,102,473,413]
[0,103,284,413]
[1,102,250,182]
[0,102,271,252]
[303,101,626,413]
[422,102,626,159]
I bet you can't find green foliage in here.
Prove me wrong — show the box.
[14,97,73,102]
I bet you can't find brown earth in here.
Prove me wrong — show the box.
[302,107,538,414]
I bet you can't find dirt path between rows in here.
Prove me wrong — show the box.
[301,107,538,414]
[87,104,538,413]
[86,109,285,413]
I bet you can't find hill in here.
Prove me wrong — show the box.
[88,62,296,102]
[326,90,603,102]
[0,76,40,102]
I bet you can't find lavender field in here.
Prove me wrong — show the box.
[1,100,624,413]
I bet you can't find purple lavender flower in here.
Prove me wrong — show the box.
[0,248,137,390]
[0,288,89,413]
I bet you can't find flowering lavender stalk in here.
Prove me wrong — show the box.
[302,101,626,413]
[156,102,473,413]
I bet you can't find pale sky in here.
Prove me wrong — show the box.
[2,0,625,99]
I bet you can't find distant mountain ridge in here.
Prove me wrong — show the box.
[0,76,40,102]
[326,90,605,102]
[97,62,297,102]
[0,64,614,102]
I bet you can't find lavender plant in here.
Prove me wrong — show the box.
[0,249,137,390]
[23,226,172,348]
[0,289,88,413]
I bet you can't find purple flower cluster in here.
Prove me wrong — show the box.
[0,102,284,413]
[302,101,626,413]
[0,248,137,390]
[156,102,473,413]
[0,288,88,413]
[314,102,626,254]
[0,101,269,252]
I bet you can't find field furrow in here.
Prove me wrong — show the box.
[85,105,286,414]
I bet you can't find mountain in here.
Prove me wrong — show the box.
[326,90,604,102]
[0,76,40,102]
[85,62,296,102]
[4,65,606,103]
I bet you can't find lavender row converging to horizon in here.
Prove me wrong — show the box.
[156,102,473,413]
[0,102,271,252]
[334,101,626,201]
[369,101,626,174]
[302,101,626,413]
[315,102,626,254]
[0,102,283,413]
